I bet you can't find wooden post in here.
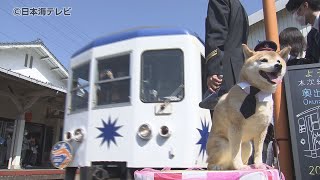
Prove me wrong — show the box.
[262,0,294,179]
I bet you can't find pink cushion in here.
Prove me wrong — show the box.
[134,168,285,180]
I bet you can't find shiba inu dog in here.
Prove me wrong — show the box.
[206,44,290,170]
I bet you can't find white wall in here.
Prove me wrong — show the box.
[0,47,67,89]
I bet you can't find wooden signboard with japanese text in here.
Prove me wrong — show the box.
[284,63,320,180]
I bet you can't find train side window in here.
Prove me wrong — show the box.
[96,54,130,106]
[140,49,184,103]
[70,62,90,112]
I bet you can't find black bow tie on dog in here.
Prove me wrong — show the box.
[240,86,260,119]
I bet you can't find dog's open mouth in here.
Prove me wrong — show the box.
[259,71,282,84]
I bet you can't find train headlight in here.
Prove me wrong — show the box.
[74,128,84,142]
[64,131,73,141]
[138,124,152,140]
[159,125,171,138]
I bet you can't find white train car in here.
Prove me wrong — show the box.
[51,27,211,179]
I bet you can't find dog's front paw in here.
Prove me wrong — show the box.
[207,164,224,171]
[237,165,254,170]
[251,163,272,169]
[232,161,248,170]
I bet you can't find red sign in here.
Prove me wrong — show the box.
[25,112,32,122]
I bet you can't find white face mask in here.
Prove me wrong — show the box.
[293,10,306,26]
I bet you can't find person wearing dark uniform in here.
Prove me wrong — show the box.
[199,0,249,110]
[286,0,320,63]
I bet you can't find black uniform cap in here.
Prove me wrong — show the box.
[254,40,277,52]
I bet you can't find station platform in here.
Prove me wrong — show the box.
[0,168,78,180]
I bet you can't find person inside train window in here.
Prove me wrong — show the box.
[97,68,129,105]
[96,54,130,105]
[286,0,320,63]
[72,80,86,97]
[70,63,90,111]
[99,69,114,80]
[71,79,89,110]
[97,69,114,104]
[279,27,312,66]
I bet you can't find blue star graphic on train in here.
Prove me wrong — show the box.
[196,118,210,159]
[97,116,123,148]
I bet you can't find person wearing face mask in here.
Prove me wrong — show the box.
[286,0,320,63]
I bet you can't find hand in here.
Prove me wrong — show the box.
[106,70,114,79]
[207,74,223,93]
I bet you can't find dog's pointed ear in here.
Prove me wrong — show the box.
[279,46,291,60]
[242,44,254,59]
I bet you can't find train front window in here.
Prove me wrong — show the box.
[70,62,90,112]
[96,54,130,106]
[141,49,184,103]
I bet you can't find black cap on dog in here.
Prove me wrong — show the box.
[254,40,277,52]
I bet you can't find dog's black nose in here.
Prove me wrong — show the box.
[274,64,282,72]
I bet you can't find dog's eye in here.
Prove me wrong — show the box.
[277,60,280,63]
[260,59,268,62]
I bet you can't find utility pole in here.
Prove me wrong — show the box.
[262,0,294,179]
